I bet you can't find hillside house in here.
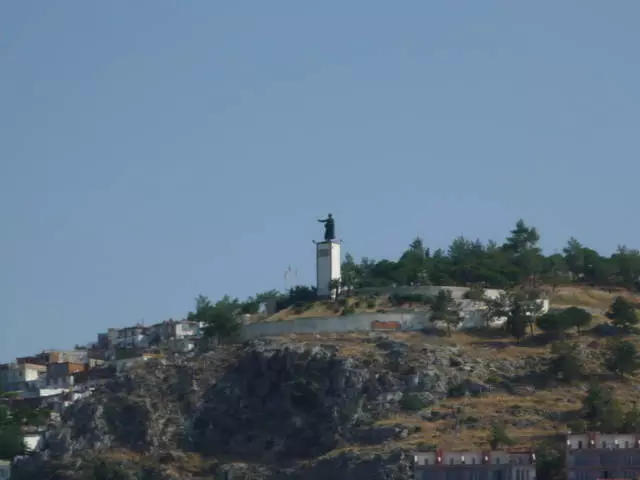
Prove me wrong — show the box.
[46,362,86,388]
[566,432,640,480]
[45,349,88,364]
[413,448,536,480]
[148,319,200,343]
[113,325,149,349]
[73,366,116,388]
[107,352,163,375]
[0,363,47,391]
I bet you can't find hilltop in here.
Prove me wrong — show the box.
[11,283,640,479]
[10,219,640,479]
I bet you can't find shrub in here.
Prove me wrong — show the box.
[400,393,429,411]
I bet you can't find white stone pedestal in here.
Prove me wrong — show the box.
[316,240,341,298]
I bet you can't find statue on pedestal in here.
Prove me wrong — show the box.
[317,214,335,242]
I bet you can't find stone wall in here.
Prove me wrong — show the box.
[241,312,429,341]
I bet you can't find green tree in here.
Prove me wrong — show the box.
[535,440,565,480]
[502,219,543,285]
[328,279,341,299]
[464,285,486,301]
[483,292,510,329]
[506,296,528,343]
[611,246,640,289]
[431,289,461,336]
[563,237,585,280]
[187,294,241,340]
[398,237,430,285]
[623,403,640,433]
[562,306,592,334]
[582,381,606,428]
[537,312,570,338]
[605,339,640,379]
[581,381,623,432]
[0,404,25,460]
[520,288,544,336]
[606,296,638,331]
[489,422,515,450]
[549,342,583,383]
[340,253,360,294]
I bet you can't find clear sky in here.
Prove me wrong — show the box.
[1,2,639,362]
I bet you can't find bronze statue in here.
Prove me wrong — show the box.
[317,213,335,241]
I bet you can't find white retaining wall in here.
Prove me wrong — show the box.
[241,286,550,341]
[242,312,429,340]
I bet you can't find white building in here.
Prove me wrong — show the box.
[0,363,47,391]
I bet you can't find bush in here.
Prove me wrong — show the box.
[389,293,433,307]
[341,305,356,316]
[400,393,429,411]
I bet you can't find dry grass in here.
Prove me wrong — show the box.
[290,327,640,452]
[267,285,636,323]
[264,286,640,454]
[550,285,640,311]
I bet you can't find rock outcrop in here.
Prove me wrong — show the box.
[12,335,546,479]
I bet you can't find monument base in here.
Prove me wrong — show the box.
[316,240,341,299]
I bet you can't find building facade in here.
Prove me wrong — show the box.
[0,363,47,391]
[47,362,86,388]
[567,432,640,480]
[414,448,536,480]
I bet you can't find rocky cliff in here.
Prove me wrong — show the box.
[12,333,549,479]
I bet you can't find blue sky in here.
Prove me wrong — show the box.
[1,2,639,362]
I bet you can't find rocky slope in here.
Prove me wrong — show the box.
[11,331,554,479]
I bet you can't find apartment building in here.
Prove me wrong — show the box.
[0,363,47,391]
[567,432,640,480]
[45,349,88,364]
[112,325,149,349]
[414,448,536,480]
[47,362,86,388]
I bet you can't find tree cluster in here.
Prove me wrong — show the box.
[0,402,49,460]
[536,307,593,338]
[340,220,640,291]
[576,381,640,434]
